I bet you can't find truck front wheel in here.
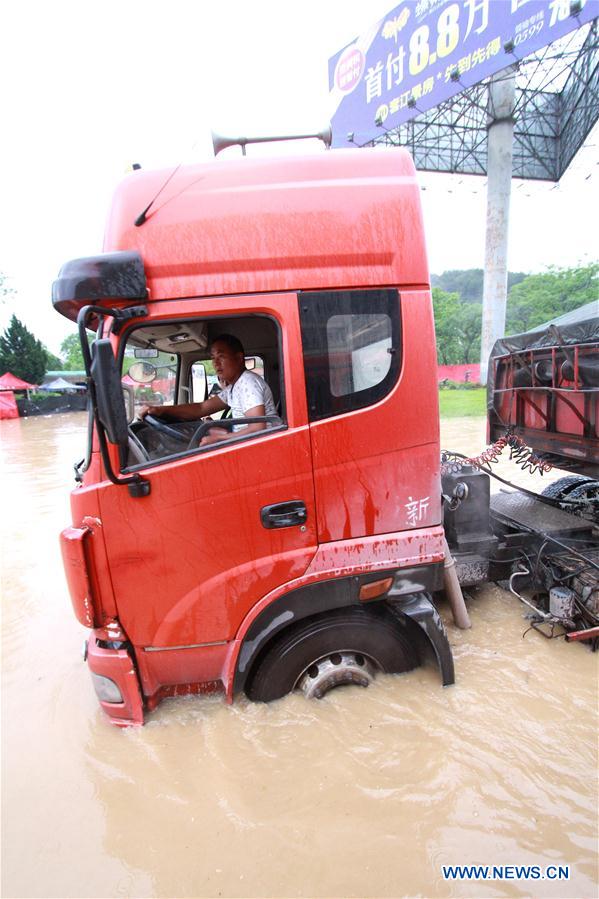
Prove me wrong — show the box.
[245,606,419,702]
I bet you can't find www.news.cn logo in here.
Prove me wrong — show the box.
[442,864,570,881]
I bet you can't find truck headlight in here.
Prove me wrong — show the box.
[91,673,123,704]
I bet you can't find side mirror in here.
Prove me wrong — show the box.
[128,361,157,384]
[90,339,129,446]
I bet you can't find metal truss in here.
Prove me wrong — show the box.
[367,19,599,181]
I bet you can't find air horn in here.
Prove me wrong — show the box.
[211,125,332,156]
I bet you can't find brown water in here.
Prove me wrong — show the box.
[1,413,597,899]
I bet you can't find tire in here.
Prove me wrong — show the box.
[567,481,599,499]
[245,606,419,703]
[541,476,591,500]
[567,481,599,520]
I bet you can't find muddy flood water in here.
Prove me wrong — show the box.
[1,413,598,899]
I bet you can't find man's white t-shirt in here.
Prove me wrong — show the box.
[218,370,282,431]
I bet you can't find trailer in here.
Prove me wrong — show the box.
[443,314,599,641]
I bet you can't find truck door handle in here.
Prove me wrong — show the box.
[260,501,307,529]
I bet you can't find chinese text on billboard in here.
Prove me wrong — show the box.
[328,0,597,147]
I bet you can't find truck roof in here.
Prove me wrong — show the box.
[103,148,430,301]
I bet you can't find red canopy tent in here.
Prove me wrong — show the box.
[0,391,19,419]
[0,372,38,420]
[0,372,38,391]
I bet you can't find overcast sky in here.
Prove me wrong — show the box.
[1,0,597,355]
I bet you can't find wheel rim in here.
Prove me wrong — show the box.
[294,650,379,699]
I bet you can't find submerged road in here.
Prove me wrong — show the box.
[1,412,597,898]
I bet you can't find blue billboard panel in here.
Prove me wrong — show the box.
[329,0,598,147]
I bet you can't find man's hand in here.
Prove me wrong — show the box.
[139,405,163,420]
[199,427,229,446]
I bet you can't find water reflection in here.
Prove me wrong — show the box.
[1,414,597,898]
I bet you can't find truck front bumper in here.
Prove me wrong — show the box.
[86,631,144,726]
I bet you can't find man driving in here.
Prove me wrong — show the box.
[141,334,281,446]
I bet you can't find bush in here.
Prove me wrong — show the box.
[438,379,481,390]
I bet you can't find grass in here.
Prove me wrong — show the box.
[438,387,487,418]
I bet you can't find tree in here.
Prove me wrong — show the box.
[432,288,461,364]
[433,291,483,364]
[431,265,598,364]
[431,269,484,303]
[431,269,527,303]
[0,315,48,384]
[60,332,91,369]
[44,348,63,371]
[454,302,483,362]
[506,263,598,334]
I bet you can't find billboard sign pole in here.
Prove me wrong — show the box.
[480,66,517,385]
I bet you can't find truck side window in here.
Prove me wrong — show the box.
[299,289,401,421]
[120,317,284,469]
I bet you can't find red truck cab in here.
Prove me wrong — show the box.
[54,148,454,726]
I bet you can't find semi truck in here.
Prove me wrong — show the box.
[53,143,599,726]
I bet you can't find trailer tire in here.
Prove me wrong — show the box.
[567,480,599,514]
[541,476,591,500]
[245,606,419,703]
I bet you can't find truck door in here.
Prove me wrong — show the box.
[299,288,442,542]
[96,294,317,654]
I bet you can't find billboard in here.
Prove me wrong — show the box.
[328,0,598,147]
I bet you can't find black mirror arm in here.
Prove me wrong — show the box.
[77,304,148,374]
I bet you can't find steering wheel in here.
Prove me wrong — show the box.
[127,425,150,463]
[144,414,189,444]
[188,420,224,449]
[142,415,281,452]
[188,416,280,449]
